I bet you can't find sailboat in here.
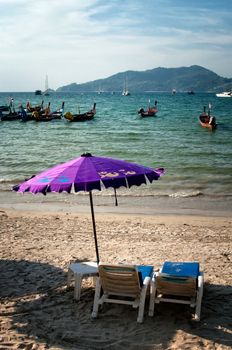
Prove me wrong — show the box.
[97,84,102,94]
[44,75,50,96]
[122,74,130,96]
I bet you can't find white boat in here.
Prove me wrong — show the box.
[216,91,232,98]
[122,74,130,96]
[122,90,130,96]
[97,84,103,94]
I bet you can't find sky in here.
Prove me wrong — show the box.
[0,0,231,91]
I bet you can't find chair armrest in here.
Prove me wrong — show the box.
[198,272,204,289]
[143,276,151,287]
[151,272,156,282]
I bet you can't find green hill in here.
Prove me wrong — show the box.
[56,65,232,93]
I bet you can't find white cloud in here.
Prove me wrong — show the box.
[0,0,231,90]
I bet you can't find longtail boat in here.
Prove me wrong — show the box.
[199,106,217,130]
[138,100,158,117]
[64,103,96,122]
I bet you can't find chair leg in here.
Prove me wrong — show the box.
[67,268,72,288]
[195,274,204,321]
[137,284,148,323]
[91,277,102,318]
[148,278,156,317]
[92,276,97,287]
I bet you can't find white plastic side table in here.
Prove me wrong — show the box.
[67,261,98,300]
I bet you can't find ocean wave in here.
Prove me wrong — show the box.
[95,192,169,198]
[0,178,10,183]
[0,177,24,184]
[169,191,203,198]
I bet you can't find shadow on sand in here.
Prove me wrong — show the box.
[0,259,231,349]
[0,259,66,298]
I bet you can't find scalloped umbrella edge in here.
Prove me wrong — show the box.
[13,152,165,263]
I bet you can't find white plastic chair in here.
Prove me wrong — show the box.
[92,263,153,323]
[149,261,204,321]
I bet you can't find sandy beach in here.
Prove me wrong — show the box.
[0,200,232,349]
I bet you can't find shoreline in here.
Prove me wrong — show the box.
[0,190,232,218]
[1,209,231,233]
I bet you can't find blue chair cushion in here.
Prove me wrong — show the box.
[161,261,199,278]
[137,265,153,287]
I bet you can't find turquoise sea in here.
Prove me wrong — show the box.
[0,91,231,211]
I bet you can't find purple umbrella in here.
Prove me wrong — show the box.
[13,153,164,262]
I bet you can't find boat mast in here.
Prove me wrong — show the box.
[122,73,130,96]
[45,75,49,91]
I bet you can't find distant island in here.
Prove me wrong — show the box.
[56,65,232,93]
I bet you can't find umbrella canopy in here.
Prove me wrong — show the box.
[13,153,164,262]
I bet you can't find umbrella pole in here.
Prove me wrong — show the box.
[89,191,100,263]
[114,188,118,206]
